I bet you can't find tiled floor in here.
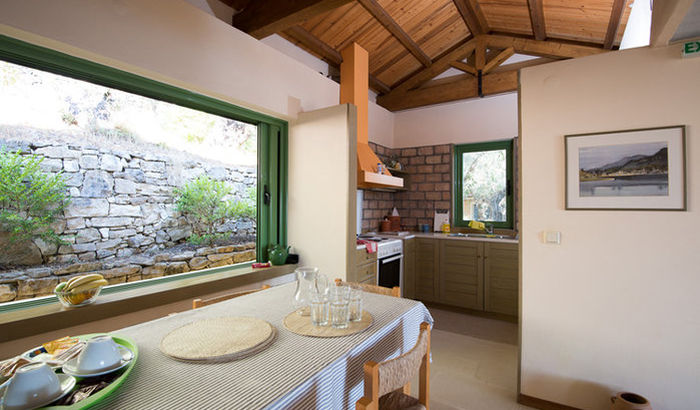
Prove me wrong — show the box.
[411,307,535,410]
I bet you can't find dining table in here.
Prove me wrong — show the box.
[90,282,434,409]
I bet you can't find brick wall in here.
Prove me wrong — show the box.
[394,144,452,230]
[360,140,519,234]
[362,142,453,232]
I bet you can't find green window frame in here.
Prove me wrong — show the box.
[453,139,513,229]
[0,35,287,309]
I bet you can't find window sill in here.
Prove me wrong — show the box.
[0,263,297,342]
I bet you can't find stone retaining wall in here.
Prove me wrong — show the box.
[0,242,256,302]
[0,137,256,266]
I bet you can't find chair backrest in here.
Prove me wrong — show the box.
[357,322,431,409]
[335,278,401,298]
[192,284,271,309]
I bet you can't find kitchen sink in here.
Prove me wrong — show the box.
[447,233,514,239]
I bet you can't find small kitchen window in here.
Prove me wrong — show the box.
[453,140,513,229]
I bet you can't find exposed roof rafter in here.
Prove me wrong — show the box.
[450,60,477,76]
[379,70,518,111]
[452,0,489,35]
[283,26,391,94]
[233,0,354,39]
[526,0,546,41]
[483,34,607,59]
[357,0,432,67]
[483,47,515,74]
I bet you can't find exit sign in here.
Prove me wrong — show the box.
[682,41,700,58]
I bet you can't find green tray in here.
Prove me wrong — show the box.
[43,333,138,409]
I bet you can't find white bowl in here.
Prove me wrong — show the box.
[2,362,61,410]
[76,335,122,374]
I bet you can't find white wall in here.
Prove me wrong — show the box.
[0,0,396,138]
[393,93,518,148]
[288,104,356,279]
[520,44,699,410]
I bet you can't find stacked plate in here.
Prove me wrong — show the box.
[160,317,276,362]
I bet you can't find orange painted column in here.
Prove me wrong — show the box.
[340,42,369,145]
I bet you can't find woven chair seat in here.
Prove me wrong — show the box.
[379,391,426,410]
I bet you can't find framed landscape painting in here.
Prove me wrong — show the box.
[565,125,686,210]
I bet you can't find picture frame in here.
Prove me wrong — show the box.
[565,125,686,210]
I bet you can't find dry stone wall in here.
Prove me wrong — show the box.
[0,138,256,266]
[0,243,256,301]
[0,136,257,302]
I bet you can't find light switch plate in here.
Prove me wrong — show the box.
[544,231,561,244]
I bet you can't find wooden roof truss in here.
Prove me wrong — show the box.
[230,0,633,111]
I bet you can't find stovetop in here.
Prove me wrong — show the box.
[357,234,403,258]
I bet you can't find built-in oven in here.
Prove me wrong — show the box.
[357,235,404,296]
[376,239,403,295]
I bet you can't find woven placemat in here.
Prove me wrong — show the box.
[283,311,373,338]
[160,317,275,362]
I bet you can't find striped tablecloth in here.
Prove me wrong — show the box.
[93,282,433,409]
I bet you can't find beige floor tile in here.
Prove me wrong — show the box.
[410,310,536,410]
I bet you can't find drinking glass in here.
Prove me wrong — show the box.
[310,293,329,326]
[330,285,350,300]
[330,293,350,329]
[348,288,363,322]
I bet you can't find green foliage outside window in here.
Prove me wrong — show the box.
[0,149,70,244]
[453,140,513,229]
[174,175,255,245]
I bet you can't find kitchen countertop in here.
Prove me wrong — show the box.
[373,232,519,244]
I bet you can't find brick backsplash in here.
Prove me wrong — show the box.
[362,142,452,232]
[361,139,520,234]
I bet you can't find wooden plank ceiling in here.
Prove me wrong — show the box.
[229,0,632,111]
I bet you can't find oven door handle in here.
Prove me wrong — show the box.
[381,255,403,264]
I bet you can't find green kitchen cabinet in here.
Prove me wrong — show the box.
[403,238,415,299]
[439,240,484,310]
[484,242,518,316]
[414,238,439,302]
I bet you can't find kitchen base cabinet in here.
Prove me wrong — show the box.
[403,238,415,299]
[484,242,518,316]
[439,240,483,310]
[354,247,377,285]
[412,237,519,319]
[414,238,439,302]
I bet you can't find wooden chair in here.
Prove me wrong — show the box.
[192,284,271,309]
[356,322,431,410]
[335,278,401,297]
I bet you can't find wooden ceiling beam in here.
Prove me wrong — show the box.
[490,56,557,73]
[233,0,354,39]
[222,0,251,11]
[483,47,515,74]
[384,37,478,96]
[378,70,518,111]
[452,0,489,35]
[483,34,607,59]
[526,0,546,41]
[284,26,390,94]
[450,61,477,76]
[475,37,486,70]
[357,0,432,67]
[603,0,626,49]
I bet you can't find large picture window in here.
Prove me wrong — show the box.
[453,140,513,229]
[0,35,286,305]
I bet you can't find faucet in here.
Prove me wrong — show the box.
[485,224,494,234]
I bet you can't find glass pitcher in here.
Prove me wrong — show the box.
[293,267,328,315]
